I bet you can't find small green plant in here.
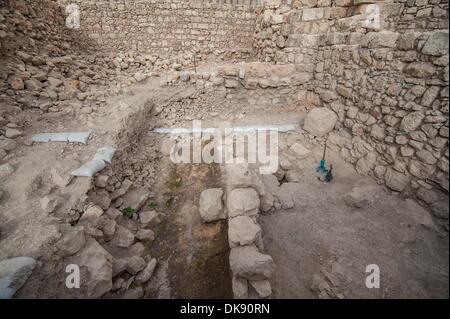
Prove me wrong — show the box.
[174,65,182,71]
[174,177,182,188]
[165,197,174,209]
[148,202,158,209]
[122,207,135,219]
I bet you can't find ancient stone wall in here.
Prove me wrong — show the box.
[2,0,448,207]
[253,0,449,208]
[57,0,261,57]
[1,0,226,114]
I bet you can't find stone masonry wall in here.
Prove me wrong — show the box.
[57,0,261,57]
[1,0,186,113]
[254,0,449,215]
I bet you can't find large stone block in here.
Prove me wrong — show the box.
[404,62,436,78]
[228,215,262,247]
[409,160,436,179]
[343,187,371,208]
[421,31,449,56]
[249,280,272,298]
[400,111,425,132]
[120,187,149,212]
[111,225,135,248]
[74,239,113,298]
[229,245,275,280]
[302,8,324,21]
[367,31,399,48]
[289,142,311,159]
[199,188,225,222]
[232,276,248,299]
[0,257,36,299]
[56,228,86,256]
[303,107,338,137]
[384,168,410,192]
[225,163,265,195]
[218,65,240,77]
[227,188,260,218]
[270,14,284,24]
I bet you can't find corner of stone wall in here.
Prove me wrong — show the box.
[252,0,449,214]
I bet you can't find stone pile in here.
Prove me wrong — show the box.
[166,61,310,109]
[48,165,159,298]
[0,0,206,115]
[224,162,276,299]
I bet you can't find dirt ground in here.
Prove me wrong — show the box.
[146,160,232,299]
[260,143,449,299]
[0,77,180,262]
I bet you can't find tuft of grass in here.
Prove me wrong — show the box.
[129,282,140,290]
[168,169,183,190]
[174,177,182,188]
[122,207,135,219]
[165,197,174,209]
[148,201,158,209]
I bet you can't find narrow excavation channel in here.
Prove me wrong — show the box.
[148,162,232,298]
[107,102,233,298]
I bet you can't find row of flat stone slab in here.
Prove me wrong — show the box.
[199,162,275,299]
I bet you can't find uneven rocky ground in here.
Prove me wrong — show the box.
[260,140,449,299]
[0,0,448,300]
[1,72,448,298]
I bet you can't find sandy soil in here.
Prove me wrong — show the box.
[260,142,449,299]
[146,161,232,299]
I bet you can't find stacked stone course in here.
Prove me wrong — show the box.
[57,0,261,56]
[254,0,449,214]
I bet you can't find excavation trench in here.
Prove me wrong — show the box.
[104,95,233,299]
[148,162,232,298]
